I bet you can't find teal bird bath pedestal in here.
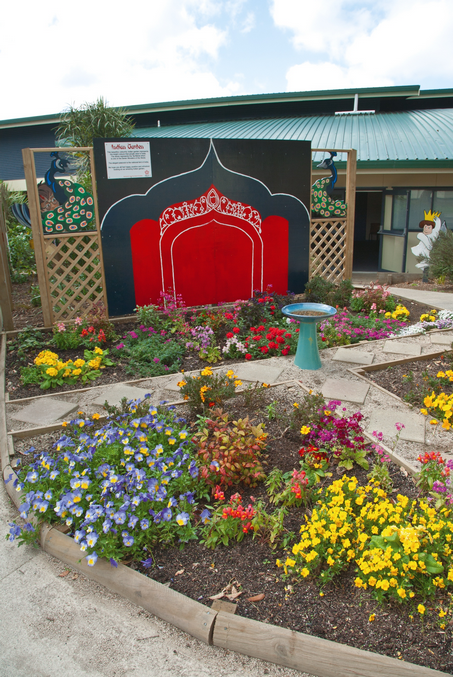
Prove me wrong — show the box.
[282,303,337,370]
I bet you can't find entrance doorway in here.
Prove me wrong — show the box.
[353,191,383,272]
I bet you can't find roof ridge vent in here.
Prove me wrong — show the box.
[335,93,375,115]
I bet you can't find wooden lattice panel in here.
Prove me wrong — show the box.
[310,218,348,283]
[45,233,104,321]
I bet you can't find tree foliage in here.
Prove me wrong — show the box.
[55,97,135,176]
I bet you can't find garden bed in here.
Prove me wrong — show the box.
[4,293,438,402]
[5,382,453,675]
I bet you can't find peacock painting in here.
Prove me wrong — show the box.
[311,151,347,218]
[11,152,96,234]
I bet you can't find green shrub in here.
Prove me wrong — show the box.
[426,229,453,282]
[304,276,335,304]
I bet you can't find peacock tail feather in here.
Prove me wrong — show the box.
[42,181,96,234]
[311,177,347,217]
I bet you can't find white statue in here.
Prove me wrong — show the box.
[411,210,447,270]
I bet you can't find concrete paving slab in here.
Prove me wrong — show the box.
[11,398,78,425]
[382,341,421,356]
[92,384,152,407]
[165,373,187,393]
[430,333,453,346]
[389,287,453,312]
[366,408,425,443]
[332,348,374,365]
[232,362,284,383]
[322,377,370,404]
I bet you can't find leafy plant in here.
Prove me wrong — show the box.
[52,317,85,350]
[201,489,288,549]
[10,327,47,360]
[367,437,393,493]
[20,347,114,389]
[193,408,267,489]
[266,467,311,507]
[350,282,397,314]
[178,367,239,414]
[135,303,165,331]
[242,381,270,410]
[30,284,41,307]
[84,301,118,342]
[198,345,222,363]
[116,328,184,377]
[0,182,36,281]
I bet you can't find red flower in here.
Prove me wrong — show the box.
[258,325,265,331]
[233,327,240,334]
[245,353,252,360]
[281,348,289,355]
[260,346,268,354]
[270,305,275,310]
[226,332,234,339]
[224,313,233,319]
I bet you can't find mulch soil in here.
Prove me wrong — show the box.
[365,352,453,405]
[6,281,453,673]
[131,397,452,674]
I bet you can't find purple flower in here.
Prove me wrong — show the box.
[141,556,153,568]
[86,552,98,566]
[153,357,160,363]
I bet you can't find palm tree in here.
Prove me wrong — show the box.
[55,97,135,178]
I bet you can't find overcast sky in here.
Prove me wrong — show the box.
[1,0,452,121]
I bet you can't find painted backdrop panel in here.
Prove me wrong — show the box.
[94,138,311,316]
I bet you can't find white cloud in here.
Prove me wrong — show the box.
[271,0,453,91]
[0,0,240,119]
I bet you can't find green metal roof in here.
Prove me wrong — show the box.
[131,109,453,167]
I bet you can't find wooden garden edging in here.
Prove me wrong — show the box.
[0,335,450,676]
[1,467,448,677]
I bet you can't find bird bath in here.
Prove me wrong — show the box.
[282,303,337,370]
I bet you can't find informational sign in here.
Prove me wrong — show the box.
[105,141,152,179]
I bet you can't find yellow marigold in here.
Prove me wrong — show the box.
[201,367,213,377]
[92,413,101,420]
[300,425,311,435]
[46,367,58,377]
[74,359,85,368]
[397,588,406,599]
[94,347,103,354]
[234,380,242,387]
[73,368,82,376]
[177,381,187,388]
[369,614,375,622]
[418,604,425,615]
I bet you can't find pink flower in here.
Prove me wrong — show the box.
[57,322,65,332]
[74,317,83,326]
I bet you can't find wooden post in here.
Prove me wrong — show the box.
[345,148,357,279]
[0,189,14,331]
[22,148,53,326]
[89,148,109,316]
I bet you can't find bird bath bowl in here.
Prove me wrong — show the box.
[282,303,337,370]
